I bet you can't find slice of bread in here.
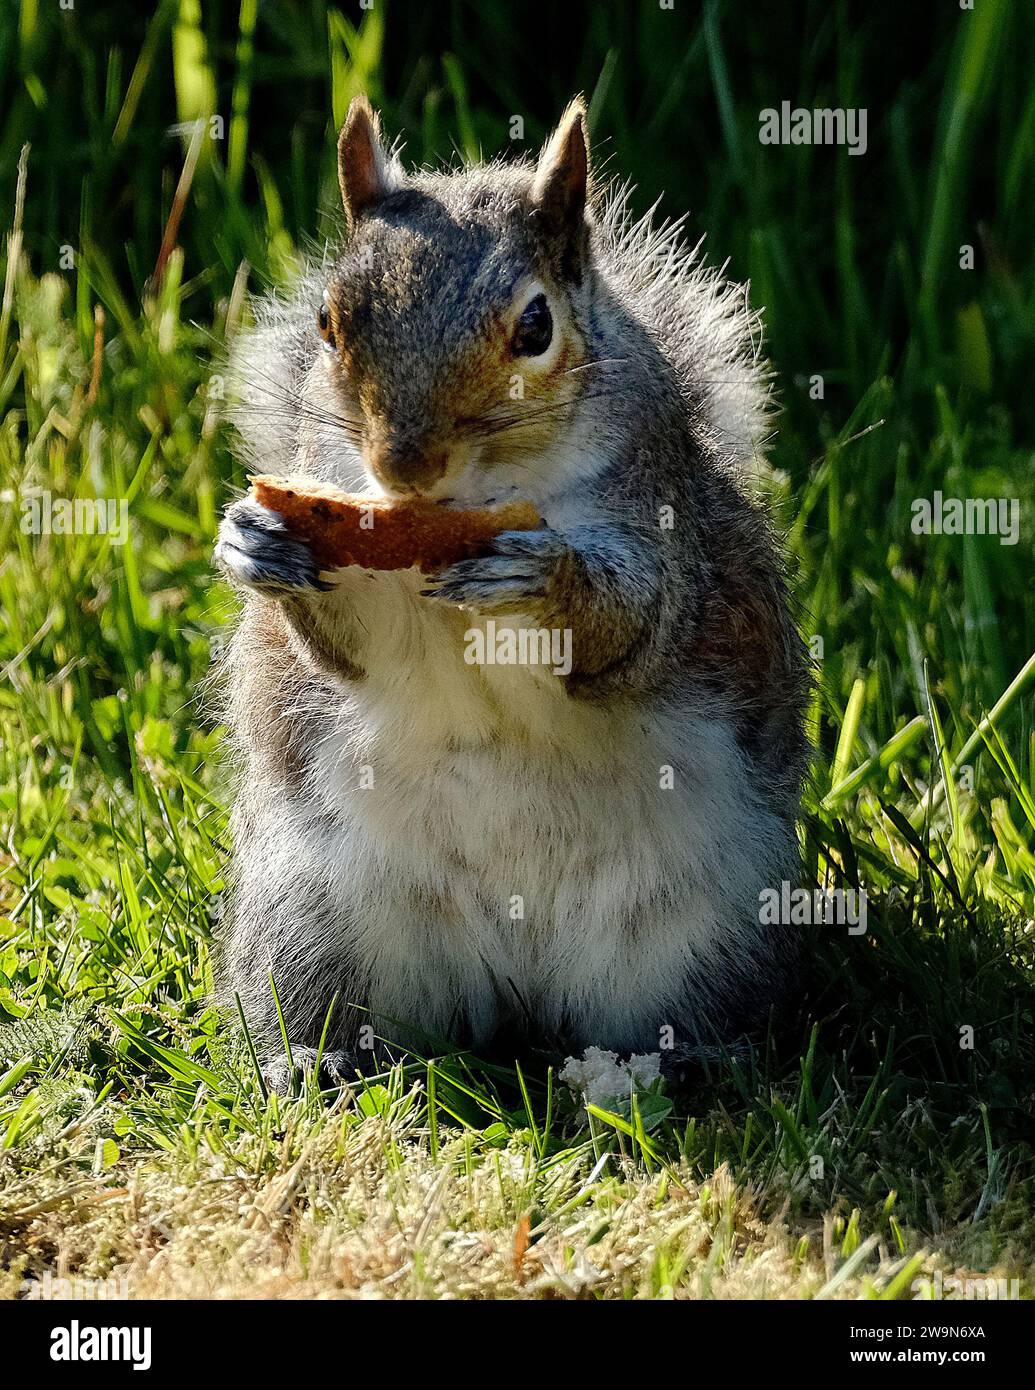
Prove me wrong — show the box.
[250,475,541,573]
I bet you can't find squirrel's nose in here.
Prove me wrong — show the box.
[367,439,450,496]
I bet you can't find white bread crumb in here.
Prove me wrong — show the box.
[560,1047,662,1106]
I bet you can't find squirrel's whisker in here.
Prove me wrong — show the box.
[232,400,365,443]
[234,372,366,440]
[565,357,629,375]
[461,387,615,439]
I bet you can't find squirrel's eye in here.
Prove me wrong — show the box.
[317,300,335,349]
[511,293,552,358]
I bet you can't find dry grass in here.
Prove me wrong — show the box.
[2,1080,1028,1302]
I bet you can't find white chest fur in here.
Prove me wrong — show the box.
[284,569,791,1051]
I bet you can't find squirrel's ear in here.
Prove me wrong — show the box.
[532,98,590,274]
[338,96,394,229]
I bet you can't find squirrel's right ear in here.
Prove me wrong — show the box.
[532,98,591,278]
[338,96,395,230]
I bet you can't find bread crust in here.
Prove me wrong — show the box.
[251,474,541,573]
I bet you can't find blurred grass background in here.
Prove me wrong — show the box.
[0,0,1034,1297]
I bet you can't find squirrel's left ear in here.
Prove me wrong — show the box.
[338,96,395,230]
[532,98,590,277]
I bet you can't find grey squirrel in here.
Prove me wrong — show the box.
[215,97,810,1089]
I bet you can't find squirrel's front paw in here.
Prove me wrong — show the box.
[215,497,331,595]
[421,529,571,617]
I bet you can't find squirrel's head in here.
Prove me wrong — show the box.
[317,97,597,498]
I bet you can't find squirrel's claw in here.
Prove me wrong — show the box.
[421,529,566,614]
[216,497,332,595]
[260,1046,356,1096]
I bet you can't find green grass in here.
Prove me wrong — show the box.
[0,1,1033,1298]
